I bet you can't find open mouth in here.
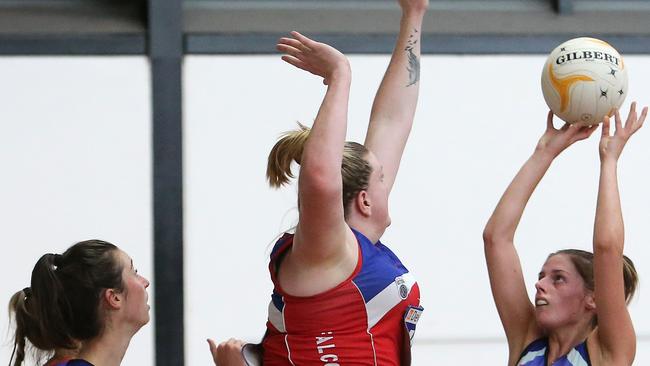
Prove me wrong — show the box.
[535,299,549,306]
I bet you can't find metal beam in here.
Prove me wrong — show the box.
[0,35,144,55]
[184,1,650,35]
[148,0,184,365]
[186,33,650,55]
[0,0,146,55]
[183,0,650,55]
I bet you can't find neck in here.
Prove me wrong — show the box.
[545,322,594,362]
[346,217,382,243]
[77,323,135,366]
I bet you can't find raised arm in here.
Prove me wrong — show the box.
[593,103,646,364]
[363,0,428,193]
[483,112,597,358]
[276,32,353,263]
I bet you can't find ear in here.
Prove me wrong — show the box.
[585,292,596,312]
[355,191,371,217]
[103,288,123,310]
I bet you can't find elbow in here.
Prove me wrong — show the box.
[482,225,512,252]
[299,160,342,197]
[482,219,500,246]
[593,228,625,254]
[482,227,494,247]
[593,237,624,256]
[482,226,499,250]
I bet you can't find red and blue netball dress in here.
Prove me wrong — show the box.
[263,228,423,366]
[517,338,591,366]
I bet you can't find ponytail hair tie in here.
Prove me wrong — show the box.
[52,253,63,268]
[22,287,32,300]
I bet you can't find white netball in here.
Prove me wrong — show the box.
[541,37,628,126]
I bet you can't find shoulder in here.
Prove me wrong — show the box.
[269,232,294,259]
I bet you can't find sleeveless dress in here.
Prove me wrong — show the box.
[518,338,591,366]
[263,228,423,365]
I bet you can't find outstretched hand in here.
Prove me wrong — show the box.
[599,102,647,162]
[208,338,246,366]
[535,111,599,157]
[276,31,350,85]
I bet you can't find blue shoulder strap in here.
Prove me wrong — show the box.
[56,360,94,366]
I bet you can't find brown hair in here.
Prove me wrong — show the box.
[8,240,124,366]
[266,123,372,217]
[551,249,638,326]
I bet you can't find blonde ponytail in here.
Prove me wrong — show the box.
[266,123,311,188]
[266,124,373,218]
[622,255,638,304]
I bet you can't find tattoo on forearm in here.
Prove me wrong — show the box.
[405,28,420,87]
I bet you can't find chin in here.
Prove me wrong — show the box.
[141,309,151,322]
[534,311,550,327]
[141,314,151,327]
[535,315,562,333]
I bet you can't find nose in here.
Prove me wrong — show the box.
[143,277,150,288]
[535,278,546,293]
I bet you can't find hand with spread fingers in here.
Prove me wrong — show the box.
[208,338,246,366]
[535,111,599,158]
[276,31,350,85]
[599,102,648,163]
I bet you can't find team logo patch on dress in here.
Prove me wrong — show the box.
[403,305,424,347]
[395,276,409,299]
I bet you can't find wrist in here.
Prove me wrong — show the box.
[600,157,619,168]
[329,63,351,83]
[533,146,560,161]
[531,148,558,166]
[401,10,426,24]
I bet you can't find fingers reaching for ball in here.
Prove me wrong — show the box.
[599,102,647,162]
[537,111,598,157]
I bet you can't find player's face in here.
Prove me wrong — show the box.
[534,254,594,331]
[116,250,151,329]
[364,151,391,230]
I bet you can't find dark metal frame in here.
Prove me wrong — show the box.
[2,1,650,365]
[0,35,145,55]
[186,34,650,55]
[148,1,184,365]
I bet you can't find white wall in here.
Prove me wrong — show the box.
[185,54,650,365]
[0,57,153,366]
[0,53,647,366]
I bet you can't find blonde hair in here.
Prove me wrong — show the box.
[266,124,372,217]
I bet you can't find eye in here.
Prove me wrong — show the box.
[553,275,565,284]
